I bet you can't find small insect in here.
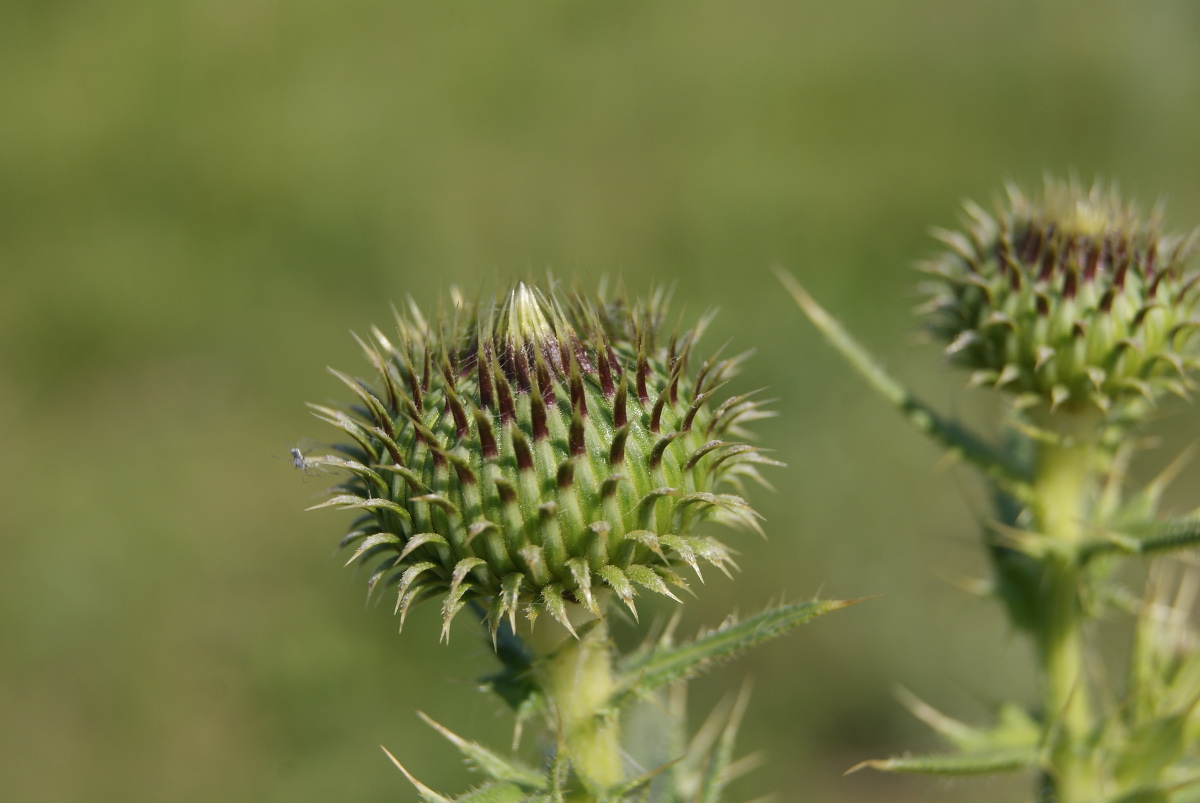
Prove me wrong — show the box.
[281,439,324,476]
[291,447,315,472]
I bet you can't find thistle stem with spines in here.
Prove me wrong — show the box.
[783,178,1200,800]
[541,621,623,799]
[1026,407,1102,802]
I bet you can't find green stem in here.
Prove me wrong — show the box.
[1028,411,1099,803]
[542,622,622,797]
[1036,560,1091,801]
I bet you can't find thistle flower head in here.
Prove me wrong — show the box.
[305,282,777,640]
[919,178,1200,416]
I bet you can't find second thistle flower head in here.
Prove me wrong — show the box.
[919,178,1200,416]
[306,282,777,640]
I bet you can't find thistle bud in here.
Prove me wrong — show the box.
[919,179,1200,415]
[305,282,776,640]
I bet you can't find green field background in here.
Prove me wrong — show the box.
[4,2,1200,801]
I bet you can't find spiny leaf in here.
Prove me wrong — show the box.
[618,599,861,697]
[399,532,451,562]
[599,565,638,619]
[1109,774,1200,803]
[307,494,412,521]
[501,573,523,633]
[697,680,753,803]
[672,691,734,798]
[892,686,980,748]
[605,755,682,800]
[343,532,402,566]
[365,556,400,601]
[381,745,453,803]
[416,712,547,790]
[375,461,428,492]
[1108,788,1171,803]
[660,535,702,580]
[337,528,376,550]
[1108,443,1198,529]
[540,584,576,637]
[448,782,531,803]
[894,688,1039,755]
[565,558,598,614]
[441,574,478,642]
[1113,710,1194,790]
[625,565,683,603]
[401,584,442,629]
[689,536,737,577]
[396,562,439,610]
[414,492,462,517]
[1125,517,1200,555]
[776,268,1032,503]
[1080,517,1200,564]
[845,746,1036,776]
[546,728,569,803]
[311,454,389,493]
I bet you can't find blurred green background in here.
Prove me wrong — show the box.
[4,2,1200,801]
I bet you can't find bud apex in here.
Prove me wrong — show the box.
[920,178,1200,415]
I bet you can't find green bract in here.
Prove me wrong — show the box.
[306,282,776,640]
[919,179,1200,415]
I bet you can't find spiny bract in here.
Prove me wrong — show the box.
[919,178,1200,415]
[305,282,777,640]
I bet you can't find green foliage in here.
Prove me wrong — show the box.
[1081,518,1200,563]
[784,181,1200,803]
[386,682,747,803]
[775,267,1033,503]
[13,4,1200,801]
[616,599,862,699]
[848,691,1039,777]
[418,712,548,790]
[847,748,1036,776]
[385,601,851,803]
